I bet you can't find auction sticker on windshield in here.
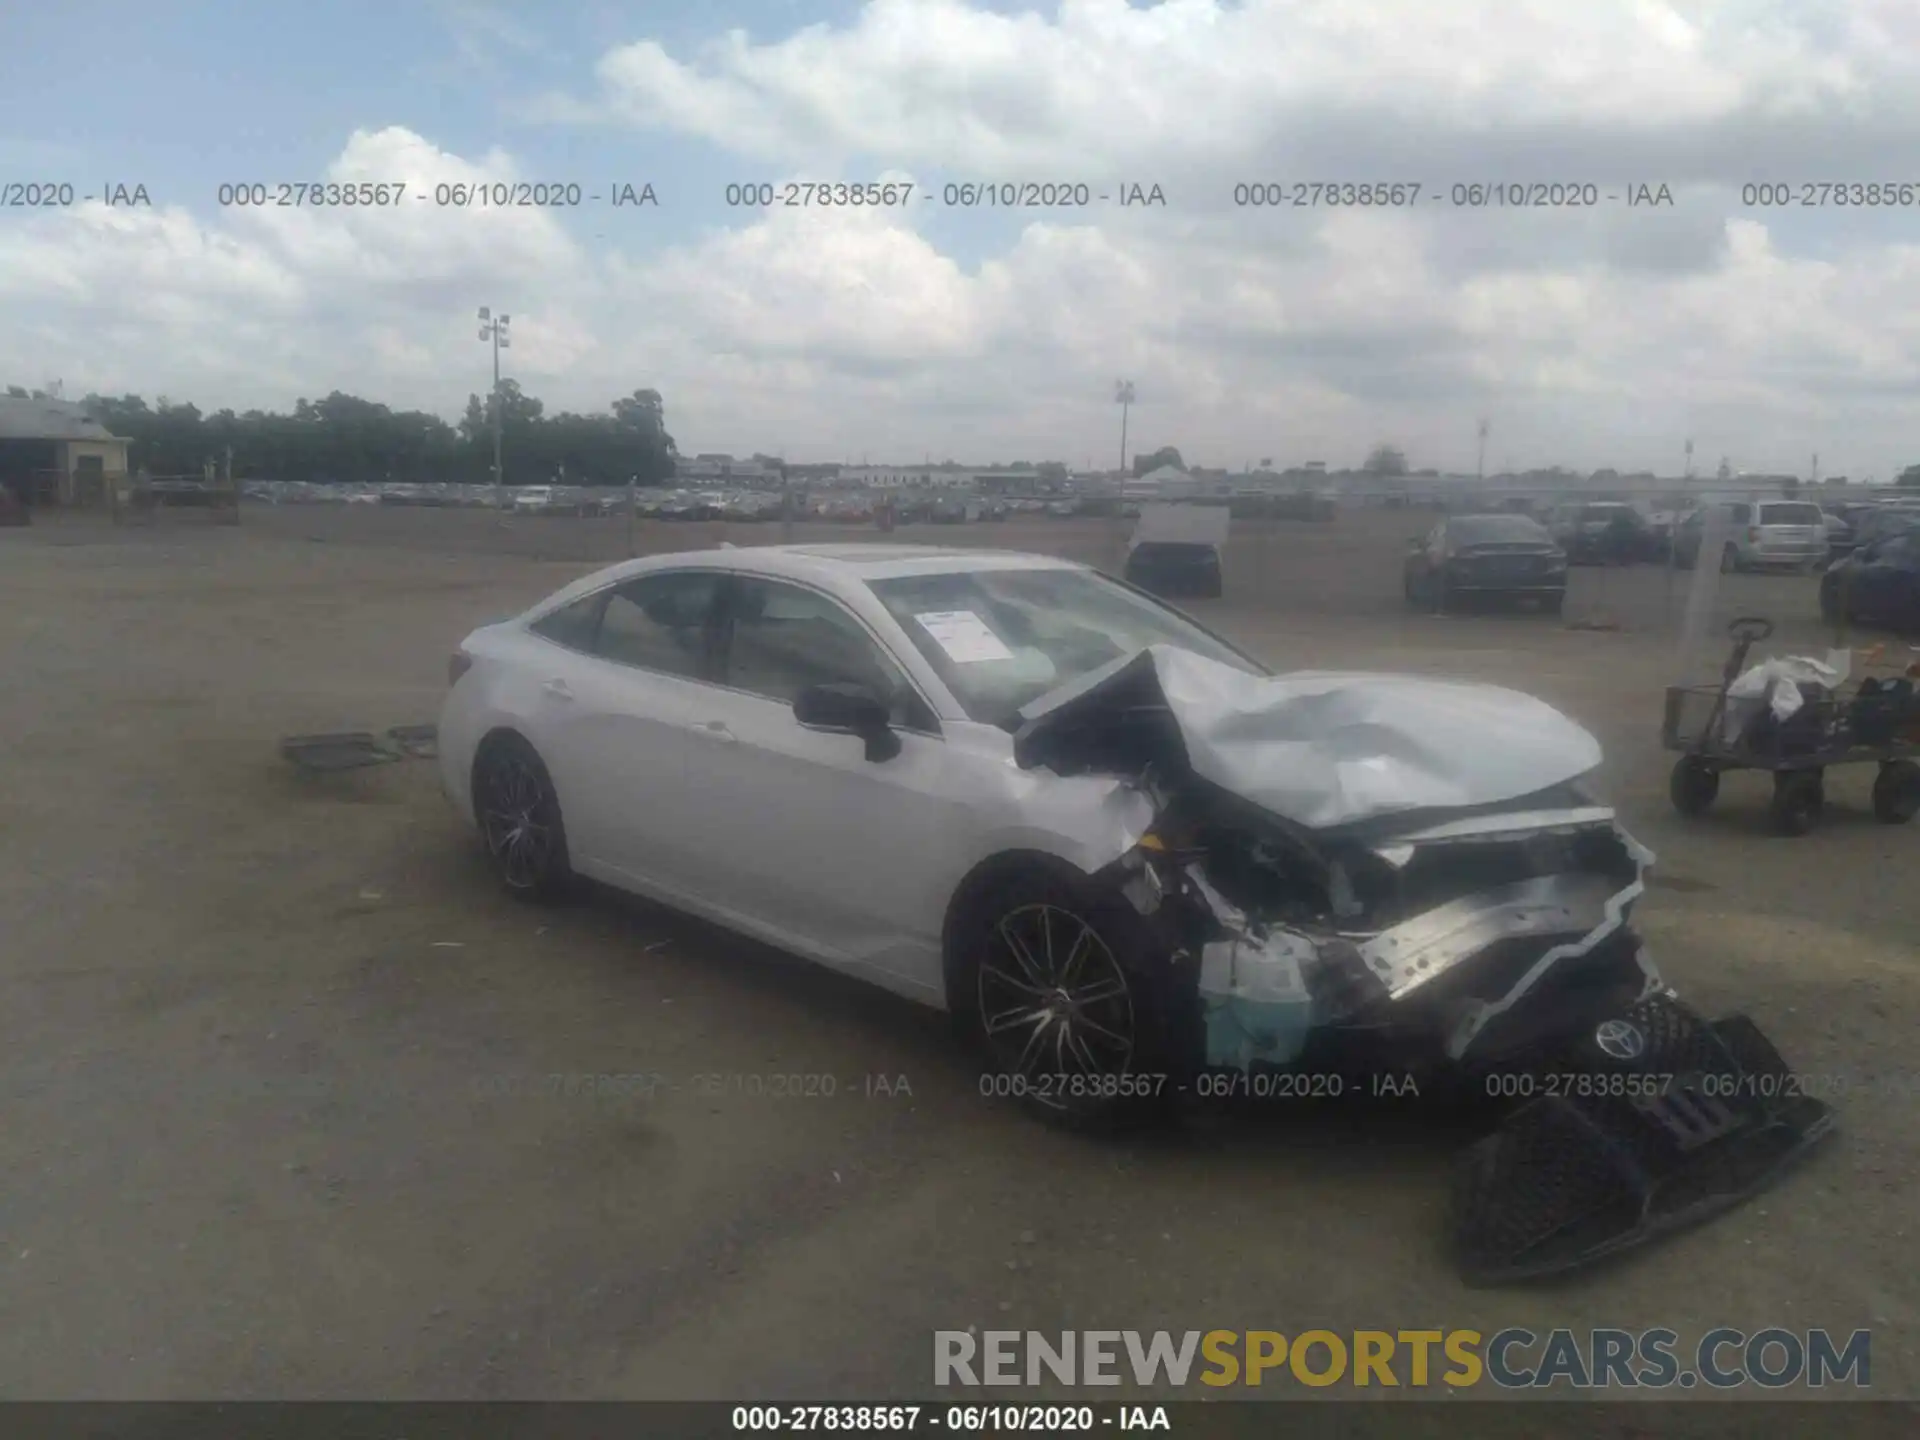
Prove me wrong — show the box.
[914,611,1014,663]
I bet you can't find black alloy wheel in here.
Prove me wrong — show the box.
[958,869,1178,1132]
[474,736,573,900]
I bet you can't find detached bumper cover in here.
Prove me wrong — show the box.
[1451,994,1836,1284]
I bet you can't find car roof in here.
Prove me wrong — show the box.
[524,544,1087,614]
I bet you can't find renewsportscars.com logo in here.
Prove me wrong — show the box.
[934,1328,1871,1390]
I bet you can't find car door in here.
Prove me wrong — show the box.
[530,568,739,904]
[689,573,983,991]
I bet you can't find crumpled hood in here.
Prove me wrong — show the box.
[1015,644,1603,830]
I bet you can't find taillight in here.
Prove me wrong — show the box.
[1748,528,1761,542]
[448,650,473,687]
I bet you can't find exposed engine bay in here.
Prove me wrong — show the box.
[1012,646,1837,1283]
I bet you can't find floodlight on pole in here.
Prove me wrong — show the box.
[478,307,512,507]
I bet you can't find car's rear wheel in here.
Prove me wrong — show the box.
[473,734,574,901]
[953,866,1180,1132]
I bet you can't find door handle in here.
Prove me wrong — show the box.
[692,720,737,743]
[542,679,573,701]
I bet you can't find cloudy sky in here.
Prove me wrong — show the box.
[5,0,1920,476]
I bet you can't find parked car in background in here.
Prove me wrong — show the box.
[1673,500,1829,572]
[1820,525,1920,632]
[1545,502,1655,564]
[1849,501,1920,552]
[1124,504,1228,599]
[1642,510,1684,562]
[1822,510,1855,563]
[1404,513,1568,614]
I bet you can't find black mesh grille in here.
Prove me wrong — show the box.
[1453,998,1837,1283]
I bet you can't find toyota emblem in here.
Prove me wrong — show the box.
[1594,1019,1647,1061]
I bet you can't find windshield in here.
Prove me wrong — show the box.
[867,567,1263,727]
[1449,514,1553,545]
[1759,502,1823,525]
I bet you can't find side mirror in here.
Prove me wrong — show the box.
[793,682,901,762]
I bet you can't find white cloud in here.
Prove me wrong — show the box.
[586,0,1902,175]
[8,2,1920,476]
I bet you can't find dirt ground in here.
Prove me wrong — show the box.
[1,502,1915,1400]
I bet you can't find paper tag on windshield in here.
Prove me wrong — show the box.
[914,610,1015,663]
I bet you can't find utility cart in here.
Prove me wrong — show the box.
[1662,616,1920,835]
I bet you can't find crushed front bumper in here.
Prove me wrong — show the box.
[1451,992,1836,1285]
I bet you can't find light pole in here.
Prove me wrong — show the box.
[477,307,511,509]
[1115,380,1135,477]
[1476,418,1489,483]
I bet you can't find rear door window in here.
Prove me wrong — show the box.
[594,570,722,680]
[529,593,606,651]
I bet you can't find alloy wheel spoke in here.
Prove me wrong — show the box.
[1057,925,1094,988]
[984,1004,1050,1037]
[1074,1013,1133,1054]
[981,964,1049,999]
[997,919,1048,989]
[1071,974,1126,1007]
[1011,1016,1053,1075]
[1060,1025,1106,1075]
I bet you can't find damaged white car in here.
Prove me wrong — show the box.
[439,545,1833,1282]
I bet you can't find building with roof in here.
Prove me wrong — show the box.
[0,396,130,506]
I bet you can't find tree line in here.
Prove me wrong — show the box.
[36,384,680,487]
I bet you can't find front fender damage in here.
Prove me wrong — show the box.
[1022,648,1836,1283]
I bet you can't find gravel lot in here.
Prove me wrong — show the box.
[2,503,1915,1400]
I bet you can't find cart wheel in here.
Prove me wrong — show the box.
[1669,757,1720,816]
[1769,771,1824,836]
[1872,760,1920,825]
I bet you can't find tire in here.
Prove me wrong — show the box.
[1769,770,1824,837]
[472,734,575,901]
[949,863,1184,1133]
[1544,589,1566,617]
[1721,544,1741,574]
[1819,580,1842,626]
[1872,760,1920,825]
[1669,757,1720,816]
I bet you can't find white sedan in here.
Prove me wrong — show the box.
[440,546,1274,1111]
[437,545,1837,1275]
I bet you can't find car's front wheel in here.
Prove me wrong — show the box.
[953,866,1179,1132]
[472,734,574,901]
